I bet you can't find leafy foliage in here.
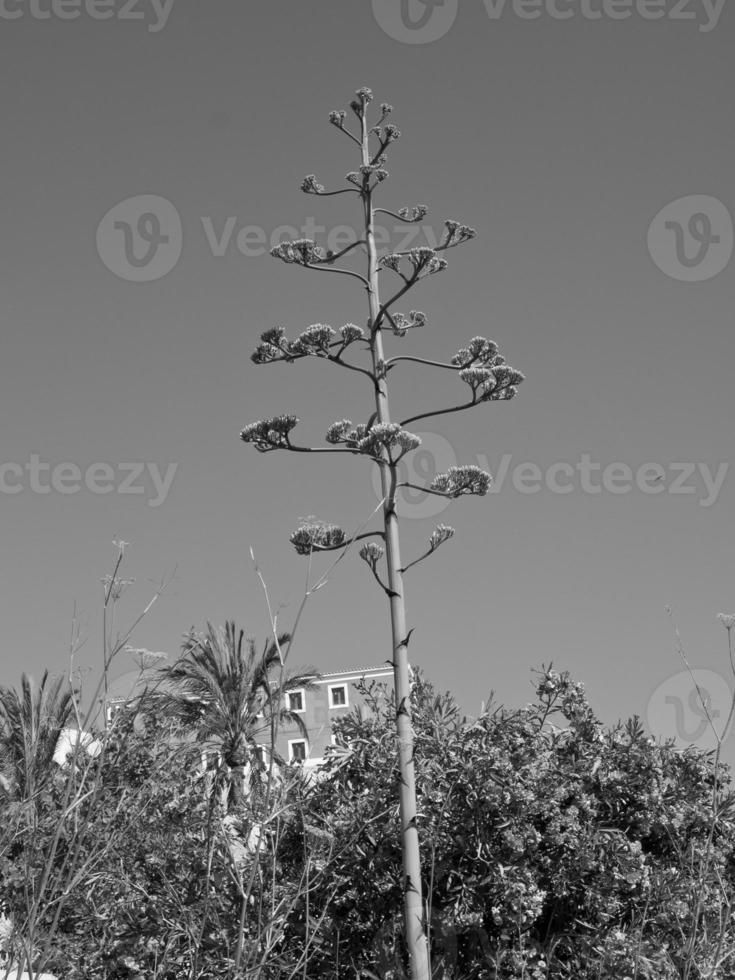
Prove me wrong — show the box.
[2,661,735,978]
[141,621,318,807]
[275,668,735,979]
[0,671,74,801]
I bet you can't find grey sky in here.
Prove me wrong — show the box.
[1,0,734,765]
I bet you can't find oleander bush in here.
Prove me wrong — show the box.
[276,667,735,979]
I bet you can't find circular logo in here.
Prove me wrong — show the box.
[371,430,458,519]
[371,0,459,44]
[97,194,182,282]
[647,195,733,283]
[646,668,734,754]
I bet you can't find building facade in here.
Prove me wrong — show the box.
[270,665,393,768]
[104,663,395,773]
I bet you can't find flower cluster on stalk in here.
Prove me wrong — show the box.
[346,159,389,188]
[390,310,426,336]
[359,423,420,458]
[288,324,335,356]
[370,122,401,158]
[290,521,346,555]
[326,420,421,459]
[459,364,525,401]
[451,336,525,401]
[240,415,299,452]
[301,174,325,195]
[451,336,501,368]
[430,465,492,497]
[397,204,429,223]
[329,95,390,141]
[349,86,373,117]
[371,122,400,143]
[251,323,364,364]
[482,364,525,401]
[380,247,448,280]
[324,419,360,445]
[441,220,477,248]
[429,525,455,551]
[359,541,385,570]
[270,239,325,266]
[340,323,364,344]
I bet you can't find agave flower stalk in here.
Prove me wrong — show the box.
[241,87,524,980]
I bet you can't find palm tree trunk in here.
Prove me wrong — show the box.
[229,765,246,809]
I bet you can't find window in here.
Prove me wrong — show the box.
[105,699,126,727]
[288,739,307,763]
[286,689,305,713]
[328,684,348,709]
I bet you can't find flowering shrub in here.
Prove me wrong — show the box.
[2,661,734,978]
[275,666,735,979]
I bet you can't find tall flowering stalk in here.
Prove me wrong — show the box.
[241,87,524,980]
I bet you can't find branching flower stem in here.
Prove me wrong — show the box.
[385,355,459,372]
[397,483,456,501]
[400,549,436,576]
[325,238,367,263]
[359,107,431,980]
[374,207,425,223]
[295,530,385,555]
[298,262,368,286]
[311,187,360,197]
[376,276,419,327]
[278,444,367,457]
[400,399,478,428]
[365,560,392,596]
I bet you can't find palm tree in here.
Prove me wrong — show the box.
[146,621,318,808]
[0,671,75,801]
